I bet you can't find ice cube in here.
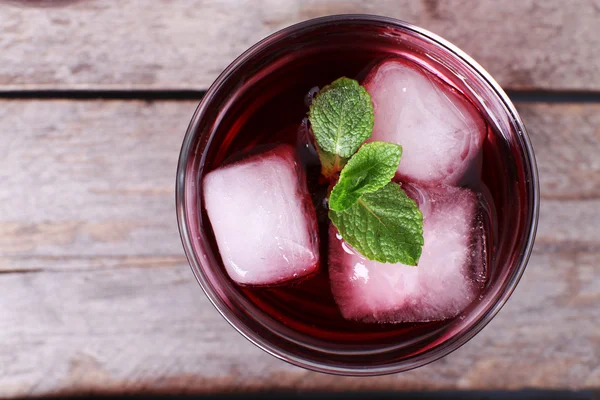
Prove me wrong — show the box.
[329,184,485,323]
[203,145,319,286]
[364,59,486,186]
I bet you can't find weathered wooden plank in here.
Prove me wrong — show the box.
[0,100,598,267]
[520,104,600,201]
[0,100,598,272]
[0,0,598,91]
[0,100,599,397]
[0,250,598,398]
[0,100,195,272]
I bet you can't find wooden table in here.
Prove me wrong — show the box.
[0,1,598,398]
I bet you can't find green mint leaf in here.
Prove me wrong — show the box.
[329,142,402,212]
[309,77,374,159]
[329,182,424,265]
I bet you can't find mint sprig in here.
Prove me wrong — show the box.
[329,142,402,212]
[309,77,424,265]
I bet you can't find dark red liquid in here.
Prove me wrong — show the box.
[200,53,509,347]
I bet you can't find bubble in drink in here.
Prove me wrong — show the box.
[203,144,320,286]
[364,59,486,186]
[328,184,486,323]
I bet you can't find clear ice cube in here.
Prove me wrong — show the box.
[364,59,486,186]
[329,184,486,323]
[203,145,319,286]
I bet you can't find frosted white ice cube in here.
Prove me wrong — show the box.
[364,59,486,186]
[329,184,486,323]
[203,145,319,286]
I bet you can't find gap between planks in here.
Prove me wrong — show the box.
[1,89,600,103]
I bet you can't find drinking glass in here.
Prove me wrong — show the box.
[176,15,539,375]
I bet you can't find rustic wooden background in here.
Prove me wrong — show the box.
[0,0,599,398]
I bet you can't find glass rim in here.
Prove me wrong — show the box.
[176,14,540,376]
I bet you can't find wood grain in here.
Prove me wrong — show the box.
[0,100,598,397]
[0,0,599,91]
[521,104,600,201]
[0,251,598,397]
